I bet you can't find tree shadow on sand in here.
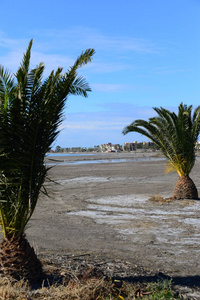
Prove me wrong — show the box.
[113,273,200,288]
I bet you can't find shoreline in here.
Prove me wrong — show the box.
[45,150,165,163]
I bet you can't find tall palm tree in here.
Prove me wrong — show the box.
[122,103,200,200]
[0,40,95,282]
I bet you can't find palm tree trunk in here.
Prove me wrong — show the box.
[0,235,44,283]
[172,175,198,199]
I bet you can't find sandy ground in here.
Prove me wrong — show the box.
[26,152,200,279]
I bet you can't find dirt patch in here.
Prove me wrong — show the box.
[26,152,200,282]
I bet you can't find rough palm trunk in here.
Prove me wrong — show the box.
[172,175,198,199]
[0,235,43,283]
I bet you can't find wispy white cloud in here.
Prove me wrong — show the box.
[0,36,75,75]
[60,121,123,131]
[32,26,162,54]
[86,61,133,74]
[91,83,133,92]
[56,107,154,147]
[60,115,126,131]
[0,31,28,49]
[56,104,179,147]
[80,32,160,54]
[0,28,167,77]
[60,105,156,132]
[151,66,191,74]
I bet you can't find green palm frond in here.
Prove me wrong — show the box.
[72,48,95,69]
[69,76,91,97]
[0,40,95,239]
[0,66,15,111]
[122,103,200,177]
[19,39,33,73]
[15,40,33,108]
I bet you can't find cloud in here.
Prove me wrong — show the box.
[0,37,75,75]
[151,66,191,75]
[55,103,177,147]
[32,26,162,54]
[0,32,131,77]
[60,117,126,132]
[80,32,160,54]
[59,105,156,132]
[86,61,133,74]
[0,32,28,49]
[0,26,165,70]
[55,109,148,148]
[91,83,133,92]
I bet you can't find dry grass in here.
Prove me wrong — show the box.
[0,273,180,299]
[148,195,198,206]
[0,276,108,300]
[0,255,181,299]
[148,195,172,204]
[179,199,196,206]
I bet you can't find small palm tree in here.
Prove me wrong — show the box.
[122,103,200,200]
[0,40,95,282]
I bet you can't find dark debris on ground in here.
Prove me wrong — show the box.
[38,253,200,299]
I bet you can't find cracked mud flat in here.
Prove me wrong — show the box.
[26,152,200,278]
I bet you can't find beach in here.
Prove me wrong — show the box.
[26,152,200,279]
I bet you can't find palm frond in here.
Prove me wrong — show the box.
[15,39,33,111]
[72,48,95,70]
[0,40,95,239]
[69,76,91,97]
[19,39,33,73]
[0,66,15,111]
[123,103,200,176]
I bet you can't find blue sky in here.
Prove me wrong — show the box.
[0,0,200,148]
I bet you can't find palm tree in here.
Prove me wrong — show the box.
[122,103,200,200]
[0,40,95,282]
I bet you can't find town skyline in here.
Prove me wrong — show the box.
[54,141,156,152]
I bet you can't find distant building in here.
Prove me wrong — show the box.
[100,143,112,152]
[143,141,154,149]
[195,141,200,151]
[100,143,121,152]
[124,141,155,151]
[124,142,137,151]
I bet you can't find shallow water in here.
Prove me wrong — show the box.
[46,157,166,166]
[47,153,99,157]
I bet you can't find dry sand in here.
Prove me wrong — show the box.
[26,152,200,279]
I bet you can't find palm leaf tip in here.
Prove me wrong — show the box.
[122,123,137,135]
[74,48,95,69]
[19,39,33,71]
[80,48,95,65]
[122,126,129,135]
